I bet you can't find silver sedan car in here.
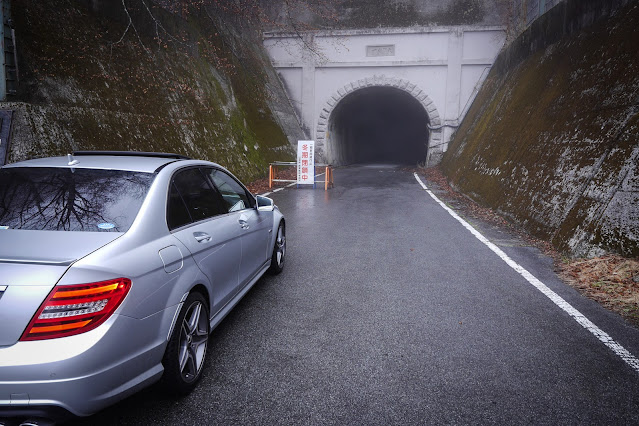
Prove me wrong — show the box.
[0,152,286,424]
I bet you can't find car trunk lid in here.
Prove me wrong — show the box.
[0,230,121,346]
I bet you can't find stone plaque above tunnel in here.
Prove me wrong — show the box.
[366,45,395,57]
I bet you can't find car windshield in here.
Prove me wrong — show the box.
[0,167,155,232]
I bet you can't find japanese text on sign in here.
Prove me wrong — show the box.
[297,140,315,185]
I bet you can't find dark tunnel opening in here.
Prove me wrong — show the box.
[328,87,430,165]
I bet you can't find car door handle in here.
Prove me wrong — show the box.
[238,219,249,230]
[193,232,211,243]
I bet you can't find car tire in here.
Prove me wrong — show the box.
[161,291,210,395]
[268,221,286,275]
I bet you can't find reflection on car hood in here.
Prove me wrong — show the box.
[0,229,122,267]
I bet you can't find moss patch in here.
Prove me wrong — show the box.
[9,0,293,182]
[337,0,486,27]
[441,0,639,257]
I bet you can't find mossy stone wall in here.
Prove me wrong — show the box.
[441,0,639,257]
[260,0,507,30]
[6,0,301,182]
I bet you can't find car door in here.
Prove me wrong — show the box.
[205,168,271,286]
[168,167,241,315]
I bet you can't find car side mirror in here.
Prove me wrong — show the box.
[256,195,275,212]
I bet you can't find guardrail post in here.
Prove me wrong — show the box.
[269,164,273,189]
[267,161,334,191]
[325,166,329,191]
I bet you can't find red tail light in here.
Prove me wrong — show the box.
[20,278,131,341]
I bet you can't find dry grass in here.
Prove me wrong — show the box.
[417,166,555,252]
[420,166,509,226]
[559,255,639,327]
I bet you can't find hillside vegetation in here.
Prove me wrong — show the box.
[8,0,300,182]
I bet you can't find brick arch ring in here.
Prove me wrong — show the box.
[314,74,443,165]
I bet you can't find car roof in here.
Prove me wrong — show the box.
[2,152,191,173]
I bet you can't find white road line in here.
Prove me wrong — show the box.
[413,172,639,374]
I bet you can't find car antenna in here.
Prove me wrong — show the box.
[67,153,80,166]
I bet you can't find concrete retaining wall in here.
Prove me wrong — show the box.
[441,0,639,257]
[3,0,301,182]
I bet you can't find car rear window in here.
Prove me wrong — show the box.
[0,167,155,232]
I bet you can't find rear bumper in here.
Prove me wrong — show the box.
[0,404,74,424]
[0,308,177,420]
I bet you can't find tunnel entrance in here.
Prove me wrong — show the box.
[327,86,430,165]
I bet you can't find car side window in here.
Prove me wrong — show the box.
[168,168,226,230]
[167,182,192,230]
[205,169,254,212]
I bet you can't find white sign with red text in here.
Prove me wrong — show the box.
[297,140,315,185]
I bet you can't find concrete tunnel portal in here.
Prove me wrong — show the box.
[266,28,506,167]
[327,86,431,166]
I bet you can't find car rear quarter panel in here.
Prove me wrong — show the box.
[61,230,209,321]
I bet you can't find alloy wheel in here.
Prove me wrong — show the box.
[276,225,286,267]
[178,301,209,382]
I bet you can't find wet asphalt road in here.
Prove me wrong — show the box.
[71,165,639,425]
